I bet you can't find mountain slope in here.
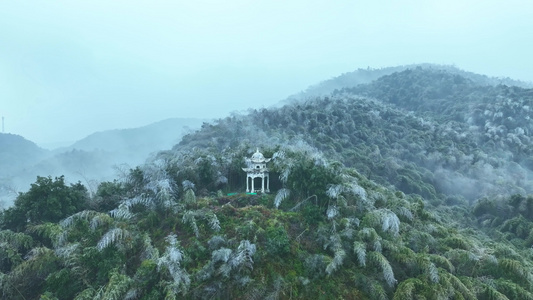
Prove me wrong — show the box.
[176,69,533,202]
[0,133,49,176]
[0,133,50,205]
[63,118,206,156]
[3,66,533,299]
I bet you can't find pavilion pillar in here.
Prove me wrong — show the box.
[246,176,249,192]
[261,174,265,193]
[251,176,255,193]
[267,175,270,192]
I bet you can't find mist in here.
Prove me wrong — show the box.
[0,118,206,208]
[2,0,533,146]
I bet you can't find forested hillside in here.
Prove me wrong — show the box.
[2,66,533,299]
[179,68,533,202]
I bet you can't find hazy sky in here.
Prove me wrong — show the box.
[1,0,533,147]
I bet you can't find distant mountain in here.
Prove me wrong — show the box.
[0,134,50,206]
[59,118,207,163]
[0,133,49,176]
[0,118,206,205]
[285,63,533,104]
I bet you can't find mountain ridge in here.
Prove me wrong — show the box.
[58,117,207,154]
[284,63,533,105]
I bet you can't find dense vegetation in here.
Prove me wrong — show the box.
[2,66,533,299]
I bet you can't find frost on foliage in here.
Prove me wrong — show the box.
[326,205,339,220]
[349,183,367,201]
[123,195,152,208]
[182,210,221,237]
[394,206,414,222]
[353,241,366,267]
[207,212,221,232]
[184,189,196,205]
[326,184,343,199]
[207,235,226,250]
[153,179,175,207]
[360,227,382,253]
[346,217,360,227]
[234,240,256,271]
[279,167,292,184]
[54,243,80,269]
[272,150,286,160]
[201,249,232,279]
[274,188,290,208]
[58,211,111,247]
[199,240,255,280]
[97,228,131,251]
[142,161,178,207]
[212,248,233,264]
[369,251,397,287]
[373,240,382,253]
[380,210,400,235]
[325,247,346,276]
[124,289,140,300]
[274,152,293,184]
[182,180,195,191]
[339,217,359,238]
[157,234,190,292]
[25,247,53,261]
[90,214,113,231]
[182,211,200,237]
[182,179,196,205]
[485,254,498,265]
[322,227,345,276]
[60,210,113,233]
[110,204,134,220]
[141,234,159,260]
[60,210,97,228]
[100,271,133,300]
[215,172,228,185]
[367,209,400,236]
[428,262,439,283]
[56,231,69,248]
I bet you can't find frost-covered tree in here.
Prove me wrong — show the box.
[157,234,190,294]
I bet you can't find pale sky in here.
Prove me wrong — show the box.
[1,0,533,147]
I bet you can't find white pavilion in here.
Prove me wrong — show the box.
[242,149,271,193]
